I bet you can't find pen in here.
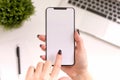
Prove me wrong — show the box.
[16,46,21,74]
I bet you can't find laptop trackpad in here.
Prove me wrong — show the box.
[103,22,120,47]
[78,11,109,37]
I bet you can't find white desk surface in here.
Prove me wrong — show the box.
[0,0,120,80]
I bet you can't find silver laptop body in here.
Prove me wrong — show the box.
[59,0,120,48]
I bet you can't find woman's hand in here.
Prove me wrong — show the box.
[25,50,62,80]
[38,30,91,80]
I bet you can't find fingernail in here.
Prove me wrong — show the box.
[76,29,80,35]
[40,44,42,47]
[40,55,42,58]
[34,69,36,72]
[37,35,40,38]
[58,50,62,55]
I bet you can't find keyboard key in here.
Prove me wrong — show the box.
[83,2,87,5]
[68,0,72,3]
[118,16,120,19]
[92,5,96,9]
[109,4,112,7]
[108,0,112,3]
[88,4,91,7]
[92,1,95,4]
[100,4,104,8]
[87,0,91,2]
[75,0,79,1]
[105,11,108,14]
[116,3,120,6]
[113,18,116,22]
[96,0,100,2]
[72,2,76,5]
[117,12,120,15]
[77,3,80,7]
[112,2,116,4]
[87,8,106,17]
[108,16,112,20]
[113,6,117,9]
[109,12,113,16]
[105,2,108,6]
[81,5,86,9]
[118,8,120,10]
[79,1,83,3]
[101,1,104,4]
[113,14,117,17]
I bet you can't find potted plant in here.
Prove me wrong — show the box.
[0,0,35,30]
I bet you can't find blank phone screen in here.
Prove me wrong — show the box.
[46,7,75,65]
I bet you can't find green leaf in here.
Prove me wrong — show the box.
[0,0,35,30]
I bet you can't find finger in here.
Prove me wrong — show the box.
[25,66,35,80]
[34,62,43,79]
[37,35,46,42]
[51,50,62,79]
[41,61,52,77]
[40,55,46,60]
[40,44,46,51]
[75,31,85,51]
[75,31,87,63]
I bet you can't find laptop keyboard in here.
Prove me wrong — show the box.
[68,0,120,24]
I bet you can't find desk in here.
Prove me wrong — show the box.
[0,0,120,80]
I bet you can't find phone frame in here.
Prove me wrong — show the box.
[45,7,75,66]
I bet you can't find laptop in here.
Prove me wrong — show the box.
[58,0,120,48]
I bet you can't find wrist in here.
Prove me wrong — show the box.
[71,71,92,80]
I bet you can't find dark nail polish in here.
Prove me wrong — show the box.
[40,55,42,58]
[77,29,80,35]
[34,69,36,72]
[58,50,62,55]
[37,35,40,38]
[40,44,42,47]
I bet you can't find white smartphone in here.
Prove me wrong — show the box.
[46,7,75,65]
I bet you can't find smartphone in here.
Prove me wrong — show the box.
[46,7,75,65]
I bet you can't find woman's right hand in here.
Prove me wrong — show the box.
[38,30,92,80]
